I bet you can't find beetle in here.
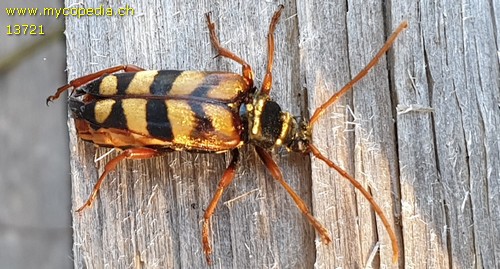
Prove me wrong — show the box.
[48,5,407,264]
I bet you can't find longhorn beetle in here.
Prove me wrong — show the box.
[48,5,408,264]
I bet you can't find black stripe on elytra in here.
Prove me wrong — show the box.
[102,100,128,130]
[84,77,103,96]
[190,74,216,98]
[190,101,215,136]
[149,70,183,96]
[115,73,136,95]
[146,100,174,141]
[70,98,100,130]
[188,76,220,136]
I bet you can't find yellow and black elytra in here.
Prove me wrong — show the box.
[66,70,249,151]
[48,5,408,264]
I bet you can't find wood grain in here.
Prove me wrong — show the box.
[65,0,499,268]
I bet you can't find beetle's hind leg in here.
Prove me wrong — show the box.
[46,64,144,104]
[205,12,254,88]
[76,147,160,213]
[202,149,240,264]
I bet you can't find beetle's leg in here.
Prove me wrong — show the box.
[260,5,284,95]
[202,149,240,265]
[205,12,254,88]
[75,147,160,213]
[46,64,145,104]
[254,146,332,244]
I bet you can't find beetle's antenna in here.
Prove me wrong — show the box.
[308,21,408,126]
[305,22,408,263]
[308,144,399,263]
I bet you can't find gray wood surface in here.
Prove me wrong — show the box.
[66,0,499,268]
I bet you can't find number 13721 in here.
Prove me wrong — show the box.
[6,24,44,35]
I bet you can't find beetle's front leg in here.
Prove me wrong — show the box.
[47,64,145,104]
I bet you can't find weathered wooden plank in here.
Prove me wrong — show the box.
[298,0,500,268]
[66,0,499,268]
[68,1,314,268]
[390,0,500,268]
[297,0,402,267]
